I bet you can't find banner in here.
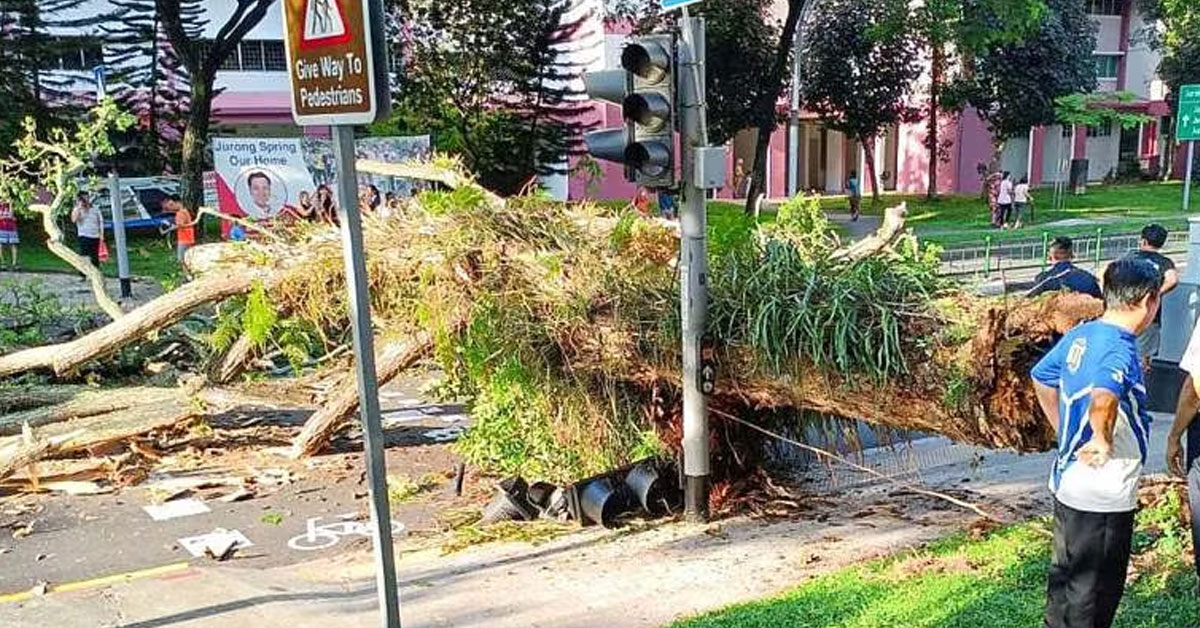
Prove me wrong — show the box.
[211,137,316,221]
[302,135,432,196]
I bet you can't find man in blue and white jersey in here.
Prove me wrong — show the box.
[1031,257,1162,628]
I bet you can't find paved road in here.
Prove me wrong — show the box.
[0,375,470,595]
[0,415,1182,628]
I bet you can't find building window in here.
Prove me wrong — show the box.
[1088,123,1114,138]
[240,41,265,71]
[219,45,240,71]
[55,38,103,71]
[263,41,287,71]
[207,40,287,72]
[1094,55,1120,81]
[1087,0,1122,16]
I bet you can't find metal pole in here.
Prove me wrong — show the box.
[1041,231,1049,272]
[1185,140,1195,211]
[983,235,991,278]
[678,12,709,523]
[1095,227,1103,271]
[331,124,402,628]
[108,173,131,298]
[786,25,802,198]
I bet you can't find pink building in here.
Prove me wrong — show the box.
[573,0,1174,201]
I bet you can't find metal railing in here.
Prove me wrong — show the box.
[940,229,1188,278]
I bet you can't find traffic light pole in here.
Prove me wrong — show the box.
[678,12,710,523]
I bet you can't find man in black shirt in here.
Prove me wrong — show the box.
[1128,224,1179,363]
[1027,236,1103,300]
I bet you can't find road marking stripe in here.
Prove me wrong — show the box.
[0,562,190,604]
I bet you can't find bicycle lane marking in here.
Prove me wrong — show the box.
[288,513,405,552]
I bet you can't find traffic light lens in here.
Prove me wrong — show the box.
[622,94,669,131]
[621,44,668,83]
[624,143,670,177]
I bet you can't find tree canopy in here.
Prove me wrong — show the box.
[381,0,591,196]
[949,0,1096,145]
[800,0,919,196]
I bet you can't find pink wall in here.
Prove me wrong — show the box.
[951,110,994,195]
[1030,127,1046,186]
[768,128,787,198]
[896,120,930,194]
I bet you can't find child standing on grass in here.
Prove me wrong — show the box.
[0,201,18,270]
[1011,175,1032,229]
[1032,257,1162,628]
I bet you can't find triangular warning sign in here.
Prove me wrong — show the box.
[301,0,352,49]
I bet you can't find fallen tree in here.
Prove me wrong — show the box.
[0,107,1099,481]
[0,162,1098,482]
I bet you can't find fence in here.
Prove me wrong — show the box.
[940,228,1189,278]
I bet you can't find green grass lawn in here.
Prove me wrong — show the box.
[8,219,203,284]
[672,489,1198,628]
[596,181,1191,249]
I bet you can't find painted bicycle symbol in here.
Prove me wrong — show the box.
[288,514,405,551]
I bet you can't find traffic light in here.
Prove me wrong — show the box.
[582,34,676,188]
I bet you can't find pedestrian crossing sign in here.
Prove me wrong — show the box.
[300,0,351,50]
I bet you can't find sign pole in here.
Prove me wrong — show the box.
[282,0,398,624]
[107,173,132,299]
[331,124,402,628]
[1176,84,1200,211]
[1185,140,1195,212]
[678,9,709,523]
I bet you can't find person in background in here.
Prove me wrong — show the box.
[1034,258,1162,628]
[71,192,103,269]
[0,200,19,270]
[1027,236,1103,300]
[996,171,1014,229]
[847,170,861,222]
[657,189,678,220]
[315,184,337,225]
[985,170,1003,227]
[367,184,382,212]
[732,158,747,199]
[1010,175,1032,229]
[632,187,650,217]
[1128,224,1179,367]
[295,190,315,221]
[1165,317,1200,596]
[159,195,196,266]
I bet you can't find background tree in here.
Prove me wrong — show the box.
[157,0,276,211]
[103,0,194,174]
[1137,0,1200,176]
[948,0,1095,164]
[0,0,114,156]
[800,0,919,201]
[694,0,778,148]
[910,0,1045,199]
[382,0,591,195]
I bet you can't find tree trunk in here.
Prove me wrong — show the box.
[0,272,261,378]
[926,44,944,200]
[0,387,180,436]
[179,75,213,220]
[744,0,805,216]
[743,125,773,215]
[289,331,437,458]
[862,137,880,202]
[213,333,256,384]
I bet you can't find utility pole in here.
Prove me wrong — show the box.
[583,4,721,523]
[677,10,710,523]
[107,173,132,298]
